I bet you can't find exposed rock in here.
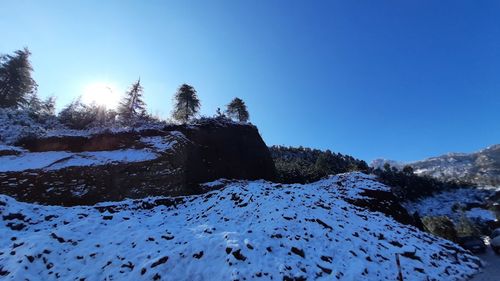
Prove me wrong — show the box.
[0,121,276,206]
[231,249,247,261]
[15,131,150,152]
[290,247,305,258]
[150,256,168,268]
[330,173,424,229]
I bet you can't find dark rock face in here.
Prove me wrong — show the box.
[176,123,277,186]
[0,148,21,156]
[15,129,169,152]
[0,122,276,206]
[16,132,144,152]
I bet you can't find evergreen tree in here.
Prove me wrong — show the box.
[314,153,332,176]
[118,79,146,122]
[383,163,392,173]
[226,97,249,122]
[270,146,370,183]
[89,103,110,127]
[58,97,95,129]
[41,96,56,116]
[215,107,225,118]
[172,84,200,123]
[402,165,414,175]
[0,48,38,108]
[25,93,56,116]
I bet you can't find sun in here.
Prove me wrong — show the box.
[81,82,121,108]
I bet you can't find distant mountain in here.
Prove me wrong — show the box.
[371,144,500,186]
[370,159,404,170]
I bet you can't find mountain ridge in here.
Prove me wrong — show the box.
[371,144,500,186]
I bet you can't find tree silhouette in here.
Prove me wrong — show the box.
[27,94,56,116]
[118,79,146,122]
[58,97,95,129]
[402,165,414,175]
[226,97,249,122]
[172,84,200,123]
[0,48,38,108]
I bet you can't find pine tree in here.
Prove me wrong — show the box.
[172,84,200,123]
[0,48,38,108]
[26,94,56,116]
[118,79,146,122]
[226,97,249,122]
[402,165,414,175]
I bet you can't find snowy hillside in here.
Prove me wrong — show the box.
[404,187,499,224]
[371,144,500,186]
[0,173,480,280]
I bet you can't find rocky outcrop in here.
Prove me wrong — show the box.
[15,131,149,152]
[174,122,277,186]
[350,188,425,229]
[327,173,424,229]
[0,121,276,206]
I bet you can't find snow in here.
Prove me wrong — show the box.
[201,179,229,188]
[468,236,500,281]
[0,149,159,172]
[0,108,52,144]
[0,145,25,155]
[0,132,184,172]
[44,123,167,139]
[0,107,171,145]
[0,145,24,152]
[0,173,480,280]
[403,188,498,223]
[140,136,177,151]
[466,208,497,222]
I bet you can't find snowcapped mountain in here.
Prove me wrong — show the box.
[372,144,500,186]
[370,159,404,170]
[0,173,480,280]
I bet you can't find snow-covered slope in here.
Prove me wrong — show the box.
[403,187,499,224]
[0,173,480,280]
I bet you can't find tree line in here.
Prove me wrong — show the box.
[372,163,468,201]
[270,146,370,183]
[270,145,469,202]
[0,48,250,129]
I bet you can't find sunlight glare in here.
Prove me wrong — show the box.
[81,82,121,108]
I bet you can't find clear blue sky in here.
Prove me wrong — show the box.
[1,0,499,162]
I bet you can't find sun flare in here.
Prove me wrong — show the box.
[81,82,121,108]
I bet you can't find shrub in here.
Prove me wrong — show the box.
[0,108,43,143]
[58,99,119,129]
